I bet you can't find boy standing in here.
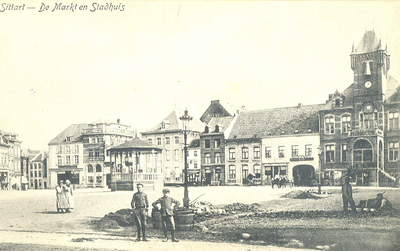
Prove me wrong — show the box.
[131,183,149,241]
[152,188,180,242]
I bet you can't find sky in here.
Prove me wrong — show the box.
[1,1,400,151]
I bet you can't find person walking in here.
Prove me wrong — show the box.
[55,180,68,213]
[131,183,149,242]
[342,176,356,214]
[152,188,180,242]
[64,180,74,213]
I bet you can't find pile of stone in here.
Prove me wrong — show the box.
[93,208,135,230]
[190,201,227,216]
[224,203,263,214]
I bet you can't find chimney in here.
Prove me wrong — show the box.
[211,100,220,104]
[117,119,120,124]
[298,103,302,108]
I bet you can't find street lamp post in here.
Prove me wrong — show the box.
[317,145,322,194]
[180,109,193,209]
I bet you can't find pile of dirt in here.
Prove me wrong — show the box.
[282,190,327,199]
[92,208,136,230]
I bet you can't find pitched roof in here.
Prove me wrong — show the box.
[188,139,200,148]
[355,30,381,54]
[30,152,43,162]
[142,109,205,134]
[48,124,86,145]
[385,75,400,102]
[108,138,163,151]
[228,104,329,139]
[205,116,235,133]
[200,100,232,124]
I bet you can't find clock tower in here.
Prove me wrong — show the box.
[351,30,390,104]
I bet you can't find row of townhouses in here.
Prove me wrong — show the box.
[41,30,400,190]
[0,130,49,190]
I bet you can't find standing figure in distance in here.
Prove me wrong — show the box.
[64,180,74,213]
[342,176,356,214]
[131,183,149,242]
[152,188,180,242]
[56,180,68,213]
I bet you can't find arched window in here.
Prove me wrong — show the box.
[353,139,373,162]
[87,164,93,173]
[96,164,102,172]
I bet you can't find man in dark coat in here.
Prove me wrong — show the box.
[152,188,180,242]
[131,183,149,241]
[342,177,356,214]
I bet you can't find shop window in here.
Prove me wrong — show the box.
[353,139,373,163]
[229,165,236,179]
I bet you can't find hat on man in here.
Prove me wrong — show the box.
[162,188,170,193]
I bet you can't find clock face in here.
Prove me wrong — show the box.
[365,81,372,89]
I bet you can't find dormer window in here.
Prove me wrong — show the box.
[335,99,340,107]
[66,136,72,142]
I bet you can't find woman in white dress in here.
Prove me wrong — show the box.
[64,180,74,213]
[56,180,68,213]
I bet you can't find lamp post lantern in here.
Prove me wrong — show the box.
[180,109,193,209]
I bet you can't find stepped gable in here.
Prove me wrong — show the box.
[144,109,205,134]
[48,124,87,145]
[228,103,329,139]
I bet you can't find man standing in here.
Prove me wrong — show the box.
[131,183,149,241]
[152,188,180,242]
[342,176,356,214]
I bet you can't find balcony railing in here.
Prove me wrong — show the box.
[83,128,135,136]
[112,173,163,182]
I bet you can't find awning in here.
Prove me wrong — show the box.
[187,169,200,174]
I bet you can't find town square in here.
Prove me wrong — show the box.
[1,1,400,250]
